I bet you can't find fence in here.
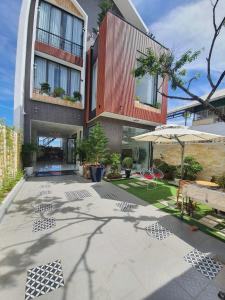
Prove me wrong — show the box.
[0,125,22,188]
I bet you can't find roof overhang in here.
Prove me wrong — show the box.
[113,0,149,33]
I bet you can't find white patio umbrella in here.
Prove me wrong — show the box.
[132,124,224,179]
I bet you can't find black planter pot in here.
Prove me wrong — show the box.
[90,166,104,182]
[125,169,131,178]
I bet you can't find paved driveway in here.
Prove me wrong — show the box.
[0,175,225,300]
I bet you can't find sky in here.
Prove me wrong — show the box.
[0,0,225,126]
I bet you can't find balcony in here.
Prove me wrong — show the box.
[35,28,83,66]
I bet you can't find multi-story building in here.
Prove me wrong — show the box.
[14,0,168,169]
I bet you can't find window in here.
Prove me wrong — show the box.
[34,56,81,97]
[91,60,98,111]
[135,73,158,106]
[37,1,84,57]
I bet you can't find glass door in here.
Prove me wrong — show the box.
[67,138,75,164]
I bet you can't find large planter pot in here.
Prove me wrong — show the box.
[125,169,131,178]
[90,166,104,182]
[25,167,34,177]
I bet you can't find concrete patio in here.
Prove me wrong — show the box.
[0,175,225,300]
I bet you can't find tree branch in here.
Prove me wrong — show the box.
[157,90,194,101]
[206,0,225,88]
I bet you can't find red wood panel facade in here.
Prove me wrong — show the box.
[95,12,168,125]
[35,41,83,67]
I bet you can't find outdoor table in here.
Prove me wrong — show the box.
[195,180,219,188]
[181,184,225,216]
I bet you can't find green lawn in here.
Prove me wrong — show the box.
[111,178,225,243]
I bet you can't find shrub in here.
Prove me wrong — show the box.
[64,95,75,102]
[22,143,38,167]
[153,159,176,180]
[177,156,203,180]
[110,153,121,175]
[216,173,225,190]
[122,157,133,169]
[40,82,50,94]
[54,87,65,98]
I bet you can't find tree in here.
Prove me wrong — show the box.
[88,122,108,164]
[93,0,113,34]
[134,0,225,122]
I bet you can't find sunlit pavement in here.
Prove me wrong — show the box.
[0,175,225,300]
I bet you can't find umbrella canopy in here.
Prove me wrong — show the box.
[132,124,224,179]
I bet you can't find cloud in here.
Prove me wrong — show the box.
[150,0,225,73]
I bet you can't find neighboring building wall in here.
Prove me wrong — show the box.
[154,142,225,181]
[0,125,22,187]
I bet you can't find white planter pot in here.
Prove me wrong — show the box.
[79,165,84,176]
[25,167,34,177]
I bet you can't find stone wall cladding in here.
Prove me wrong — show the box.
[154,142,225,181]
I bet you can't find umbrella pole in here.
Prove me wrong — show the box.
[180,144,185,180]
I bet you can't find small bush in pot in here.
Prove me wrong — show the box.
[73,91,82,102]
[107,153,122,180]
[40,82,50,95]
[54,87,65,98]
[122,157,133,178]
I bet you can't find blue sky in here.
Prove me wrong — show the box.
[0,0,225,126]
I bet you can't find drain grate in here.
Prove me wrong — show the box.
[33,218,56,232]
[146,222,172,240]
[39,190,51,196]
[35,204,53,213]
[116,201,137,211]
[65,190,92,200]
[25,259,64,300]
[184,249,223,280]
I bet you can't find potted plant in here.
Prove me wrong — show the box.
[101,152,113,176]
[40,82,50,95]
[176,156,203,180]
[22,143,38,176]
[107,153,122,180]
[88,123,108,182]
[73,91,82,102]
[122,157,133,178]
[54,87,65,98]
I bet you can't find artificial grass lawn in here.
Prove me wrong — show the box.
[112,178,225,243]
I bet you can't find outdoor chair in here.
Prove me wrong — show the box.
[140,168,164,190]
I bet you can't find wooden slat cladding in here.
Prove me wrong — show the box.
[35,41,83,66]
[96,13,168,124]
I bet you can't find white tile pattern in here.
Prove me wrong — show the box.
[146,222,173,240]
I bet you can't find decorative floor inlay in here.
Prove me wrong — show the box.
[41,184,50,188]
[118,184,129,189]
[25,259,64,300]
[103,193,119,200]
[146,222,173,240]
[116,202,137,211]
[65,190,92,200]
[35,204,53,213]
[39,190,51,196]
[184,249,223,280]
[33,218,56,232]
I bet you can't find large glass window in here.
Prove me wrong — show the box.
[91,60,98,111]
[135,73,158,106]
[122,126,151,170]
[37,1,84,57]
[34,56,81,97]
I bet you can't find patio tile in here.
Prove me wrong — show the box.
[159,200,176,209]
[198,216,219,228]
[146,222,173,240]
[128,182,140,187]
[184,249,223,280]
[135,182,147,186]
[117,184,129,189]
[175,267,209,298]
[25,260,64,300]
